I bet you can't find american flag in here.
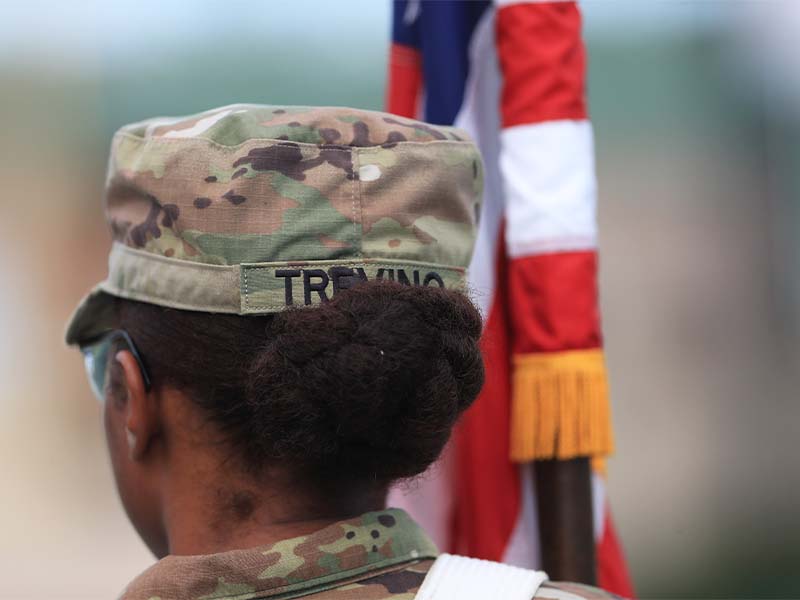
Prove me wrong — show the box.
[385,1,634,596]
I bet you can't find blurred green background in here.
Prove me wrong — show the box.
[1,1,799,598]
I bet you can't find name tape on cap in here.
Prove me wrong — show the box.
[241,263,463,312]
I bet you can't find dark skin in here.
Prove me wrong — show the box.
[535,458,597,584]
[107,350,387,558]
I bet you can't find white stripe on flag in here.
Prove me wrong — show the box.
[500,120,598,258]
[501,464,543,569]
[592,471,607,541]
[454,8,503,318]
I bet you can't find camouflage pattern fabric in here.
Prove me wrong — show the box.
[120,509,626,600]
[65,104,483,345]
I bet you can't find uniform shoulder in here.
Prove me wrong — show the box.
[535,581,629,600]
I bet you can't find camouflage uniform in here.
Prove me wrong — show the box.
[120,508,623,600]
[65,106,625,600]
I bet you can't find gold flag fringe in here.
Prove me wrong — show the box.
[510,348,614,462]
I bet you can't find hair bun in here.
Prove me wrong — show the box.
[246,281,484,483]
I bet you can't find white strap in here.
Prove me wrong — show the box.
[415,553,548,600]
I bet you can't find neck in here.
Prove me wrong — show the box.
[158,459,387,557]
[164,509,344,557]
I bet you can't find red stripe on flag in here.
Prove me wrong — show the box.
[496,1,588,128]
[452,225,520,560]
[508,251,602,354]
[386,42,423,118]
[598,508,636,598]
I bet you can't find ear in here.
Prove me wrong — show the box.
[115,350,160,461]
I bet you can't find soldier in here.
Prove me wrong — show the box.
[65,104,624,600]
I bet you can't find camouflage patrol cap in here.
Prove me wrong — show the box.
[65,104,483,345]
